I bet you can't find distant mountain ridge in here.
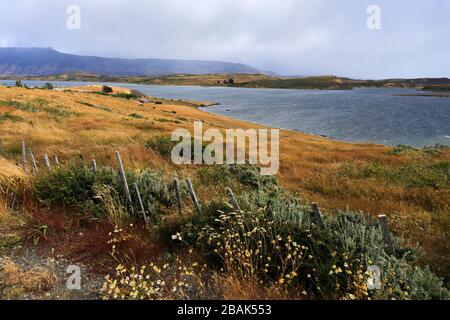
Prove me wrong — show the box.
[0,47,261,76]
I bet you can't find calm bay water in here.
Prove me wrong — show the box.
[2,80,450,147]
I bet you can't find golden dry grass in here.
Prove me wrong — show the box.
[0,85,448,277]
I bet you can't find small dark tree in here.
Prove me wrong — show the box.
[44,82,54,90]
[102,85,113,93]
[228,78,234,84]
[15,80,23,87]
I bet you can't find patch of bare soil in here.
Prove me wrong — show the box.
[0,247,104,300]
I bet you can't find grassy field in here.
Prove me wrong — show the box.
[0,85,448,299]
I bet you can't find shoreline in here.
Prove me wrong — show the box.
[393,93,450,98]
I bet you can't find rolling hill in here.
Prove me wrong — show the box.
[0,47,261,77]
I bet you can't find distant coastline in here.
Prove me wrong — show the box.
[4,72,450,91]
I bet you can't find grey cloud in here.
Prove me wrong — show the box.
[1,0,449,78]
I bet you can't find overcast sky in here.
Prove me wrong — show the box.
[1,0,449,78]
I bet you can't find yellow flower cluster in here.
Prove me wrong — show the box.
[102,259,210,300]
[198,210,312,292]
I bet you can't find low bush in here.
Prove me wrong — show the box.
[34,163,173,224]
[176,176,448,300]
[0,112,25,123]
[388,144,449,156]
[145,136,176,159]
[0,99,77,119]
[43,82,54,90]
[178,203,448,299]
[34,164,118,216]
[128,113,145,119]
[338,161,450,190]
[102,85,113,94]
[145,136,210,162]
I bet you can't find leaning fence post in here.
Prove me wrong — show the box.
[134,183,149,226]
[173,178,183,215]
[21,141,27,171]
[115,151,132,204]
[378,215,395,256]
[91,159,98,173]
[185,178,201,214]
[44,154,51,171]
[54,155,60,166]
[29,149,38,173]
[226,187,241,211]
[311,203,324,227]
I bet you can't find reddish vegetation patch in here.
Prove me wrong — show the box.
[23,207,168,274]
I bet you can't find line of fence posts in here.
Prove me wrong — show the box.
[5,140,399,257]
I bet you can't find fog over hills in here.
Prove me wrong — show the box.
[0,47,261,77]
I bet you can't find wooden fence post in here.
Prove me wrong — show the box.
[134,183,149,226]
[115,151,132,204]
[173,178,183,215]
[44,154,51,171]
[54,155,60,166]
[185,178,201,214]
[21,141,27,171]
[92,159,98,173]
[29,149,38,173]
[311,203,325,227]
[226,187,241,211]
[0,139,3,156]
[378,215,395,256]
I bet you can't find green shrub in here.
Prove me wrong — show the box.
[388,145,418,155]
[0,99,77,119]
[177,188,447,300]
[197,164,278,191]
[388,144,449,156]
[33,163,173,223]
[338,161,450,190]
[145,136,210,162]
[113,93,140,100]
[0,112,25,123]
[102,85,113,93]
[43,82,54,90]
[155,118,181,124]
[145,136,176,159]
[129,113,146,119]
[34,164,119,217]
[77,101,113,113]
[128,170,174,223]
